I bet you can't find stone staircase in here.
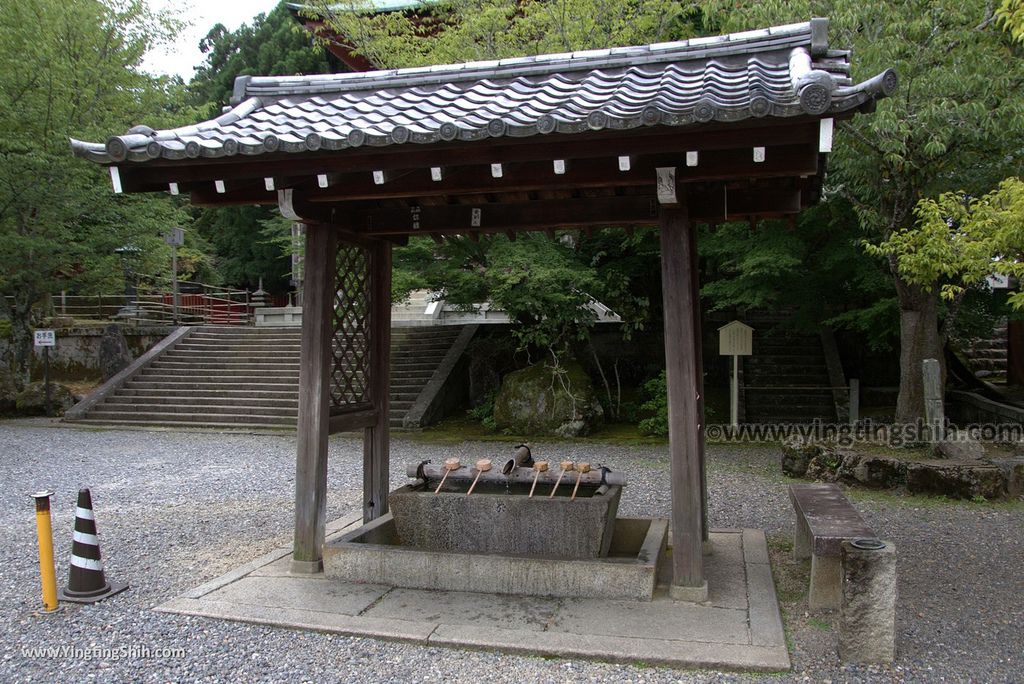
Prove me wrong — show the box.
[743,326,836,424]
[963,319,1008,380]
[72,325,464,429]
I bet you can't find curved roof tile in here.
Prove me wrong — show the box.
[70,18,896,164]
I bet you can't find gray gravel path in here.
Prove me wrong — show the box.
[0,421,1020,683]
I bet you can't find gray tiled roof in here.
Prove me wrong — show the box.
[70,18,896,164]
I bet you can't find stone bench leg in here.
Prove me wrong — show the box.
[839,540,897,664]
[809,554,841,611]
[793,514,812,561]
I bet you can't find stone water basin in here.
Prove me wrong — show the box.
[323,511,668,600]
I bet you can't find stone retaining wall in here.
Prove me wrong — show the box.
[4,326,174,381]
[781,437,1023,500]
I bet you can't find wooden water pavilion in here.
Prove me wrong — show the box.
[72,18,894,601]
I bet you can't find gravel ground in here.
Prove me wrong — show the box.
[0,420,1021,683]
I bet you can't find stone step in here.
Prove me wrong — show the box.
[142,365,300,376]
[744,377,832,387]
[188,332,302,340]
[116,387,298,400]
[73,417,296,431]
[126,379,298,391]
[390,391,420,402]
[153,358,301,368]
[104,395,299,409]
[97,402,299,417]
[86,410,297,426]
[169,346,303,356]
[390,361,441,372]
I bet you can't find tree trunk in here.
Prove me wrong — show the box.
[894,278,945,425]
[1,290,37,388]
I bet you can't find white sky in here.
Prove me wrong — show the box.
[142,0,281,80]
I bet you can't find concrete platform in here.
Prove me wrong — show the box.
[155,512,790,672]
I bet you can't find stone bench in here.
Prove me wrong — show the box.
[789,483,875,611]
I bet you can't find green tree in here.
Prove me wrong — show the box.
[190,3,342,113]
[187,3,342,292]
[302,0,704,351]
[703,0,1024,423]
[302,0,693,67]
[700,200,898,350]
[999,0,1024,42]
[869,178,1024,313]
[0,0,194,383]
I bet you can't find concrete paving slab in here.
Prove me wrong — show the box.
[205,575,389,616]
[363,588,558,631]
[744,530,787,648]
[157,517,790,672]
[550,598,749,645]
[743,528,771,565]
[157,597,437,643]
[705,555,748,610]
[429,624,791,671]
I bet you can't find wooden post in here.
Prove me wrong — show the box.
[292,223,337,573]
[659,201,707,600]
[687,221,708,545]
[363,240,392,522]
[922,358,944,443]
[849,378,860,426]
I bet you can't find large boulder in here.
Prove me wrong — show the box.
[15,381,75,416]
[805,443,844,482]
[931,431,986,460]
[493,359,603,437]
[780,436,817,477]
[99,324,132,381]
[837,453,907,489]
[905,460,1005,500]
[983,457,1024,498]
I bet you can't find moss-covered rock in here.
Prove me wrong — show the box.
[493,359,603,437]
[0,365,18,413]
[15,381,75,416]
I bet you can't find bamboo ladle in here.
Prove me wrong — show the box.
[571,462,591,500]
[528,461,549,498]
[549,461,575,498]
[466,458,492,496]
[434,457,461,494]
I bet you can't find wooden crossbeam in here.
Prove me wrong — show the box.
[119,122,821,191]
[279,188,804,236]
[190,144,818,208]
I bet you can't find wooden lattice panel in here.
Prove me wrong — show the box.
[330,244,372,410]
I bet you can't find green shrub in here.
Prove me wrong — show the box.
[637,370,715,437]
[638,372,669,437]
[468,389,498,431]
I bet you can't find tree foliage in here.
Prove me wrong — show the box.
[702,0,1024,421]
[186,3,342,292]
[0,0,195,381]
[302,0,695,67]
[999,0,1024,42]
[700,201,898,350]
[869,178,1024,310]
[190,3,342,113]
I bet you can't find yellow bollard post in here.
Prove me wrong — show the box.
[31,491,59,613]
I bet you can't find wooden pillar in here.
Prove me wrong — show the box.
[363,240,392,521]
[292,223,337,573]
[688,221,709,544]
[659,200,707,601]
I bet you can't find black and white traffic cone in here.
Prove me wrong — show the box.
[59,488,128,604]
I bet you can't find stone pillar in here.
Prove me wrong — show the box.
[839,539,897,664]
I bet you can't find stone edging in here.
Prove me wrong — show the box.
[403,324,478,428]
